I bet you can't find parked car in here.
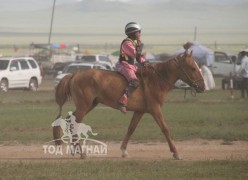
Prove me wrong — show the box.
[0,57,42,92]
[209,51,240,76]
[51,61,75,77]
[54,62,107,87]
[75,54,115,71]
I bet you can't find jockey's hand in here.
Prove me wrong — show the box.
[136,40,144,53]
[141,52,146,58]
[137,39,143,46]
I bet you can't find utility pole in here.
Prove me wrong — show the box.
[48,0,56,45]
[194,26,197,41]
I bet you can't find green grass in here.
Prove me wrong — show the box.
[0,160,247,180]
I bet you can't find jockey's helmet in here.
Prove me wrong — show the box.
[125,22,141,35]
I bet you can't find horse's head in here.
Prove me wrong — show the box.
[176,50,205,92]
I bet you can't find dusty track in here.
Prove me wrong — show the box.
[0,140,247,161]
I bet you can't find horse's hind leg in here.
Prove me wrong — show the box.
[73,94,98,122]
[72,96,97,158]
[53,126,62,145]
[120,111,143,158]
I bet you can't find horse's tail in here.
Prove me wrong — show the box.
[55,74,74,118]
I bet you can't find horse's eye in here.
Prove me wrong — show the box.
[192,67,196,71]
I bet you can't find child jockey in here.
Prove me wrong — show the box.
[116,22,146,113]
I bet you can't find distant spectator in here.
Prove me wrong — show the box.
[38,62,44,78]
[175,41,214,66]
[238,49,248,98]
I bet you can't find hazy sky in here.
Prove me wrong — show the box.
[0,0,132,10]
[1,0,247,10]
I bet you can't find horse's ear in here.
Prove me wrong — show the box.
[185,49,189,55]
[183,49,189,58]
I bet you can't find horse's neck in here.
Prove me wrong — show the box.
[157,59,180,87]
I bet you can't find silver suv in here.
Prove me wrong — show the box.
[0,57,42,92]
[54,62,107,87]
[75,54,115,70]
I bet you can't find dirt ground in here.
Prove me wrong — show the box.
[0,139,247,161]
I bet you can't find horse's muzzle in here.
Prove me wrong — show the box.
[192,81,205,93]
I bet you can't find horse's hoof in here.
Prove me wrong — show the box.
[120,147,128,158]
[121,153,128,158]
[121,152,129,158]
[173,153,182,160]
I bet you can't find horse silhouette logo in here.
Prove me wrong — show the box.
[51,111,98,145]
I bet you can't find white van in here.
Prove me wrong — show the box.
[0,57,42,92]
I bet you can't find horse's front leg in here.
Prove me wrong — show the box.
[70,134,85,159]
[151,107,181,160]
[120,111,143,158]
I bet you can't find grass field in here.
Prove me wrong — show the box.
[0,160,247,180]
[0,76,247,179]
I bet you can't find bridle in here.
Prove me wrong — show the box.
[174,57,204,92]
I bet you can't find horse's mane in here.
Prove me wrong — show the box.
[137,58,175,90]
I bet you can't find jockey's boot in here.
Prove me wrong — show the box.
[118,91,128,113]
[128,79,139,95]
[118,79,139,114]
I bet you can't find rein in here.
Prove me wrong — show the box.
[183,87,197,99]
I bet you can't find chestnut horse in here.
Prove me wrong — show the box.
[54,50,205,160]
